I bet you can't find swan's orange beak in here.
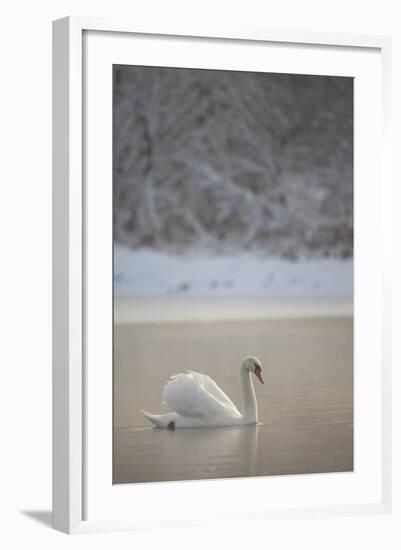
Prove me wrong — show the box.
[255,370,264,384]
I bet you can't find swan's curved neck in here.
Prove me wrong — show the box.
[240,365,258,424]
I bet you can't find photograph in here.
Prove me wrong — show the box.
[112,65,354,485]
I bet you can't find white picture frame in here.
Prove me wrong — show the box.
[52,16,392,534]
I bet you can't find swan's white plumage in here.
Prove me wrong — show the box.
[142,357,263,429]
[163,371,241,419]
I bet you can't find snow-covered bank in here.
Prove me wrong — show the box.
[114,246,352,322]
[114,245,353,299]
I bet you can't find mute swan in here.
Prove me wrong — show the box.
[142,356,264,429]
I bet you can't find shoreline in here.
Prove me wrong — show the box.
[114,295,353,324]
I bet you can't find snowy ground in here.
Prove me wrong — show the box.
[114,245,353,322]
[115,245,352,298]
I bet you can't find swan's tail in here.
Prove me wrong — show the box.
[141,410,177,428]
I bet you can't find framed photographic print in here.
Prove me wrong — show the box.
[52,16,392,534]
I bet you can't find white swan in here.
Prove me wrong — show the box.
[142,356,264,429]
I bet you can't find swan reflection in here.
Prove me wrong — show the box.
[159,424,260,479]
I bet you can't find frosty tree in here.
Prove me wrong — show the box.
[113,66,353,258]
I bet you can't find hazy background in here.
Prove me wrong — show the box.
[113,66,353,303]
[113,67,353,255]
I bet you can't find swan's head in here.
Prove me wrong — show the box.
[242,356,264,384]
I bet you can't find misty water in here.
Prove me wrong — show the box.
[113,317,353,484]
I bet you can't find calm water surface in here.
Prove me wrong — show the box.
[113,317,353,484]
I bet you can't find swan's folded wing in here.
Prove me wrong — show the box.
[188,371,241,417]
[162,372,240,418]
